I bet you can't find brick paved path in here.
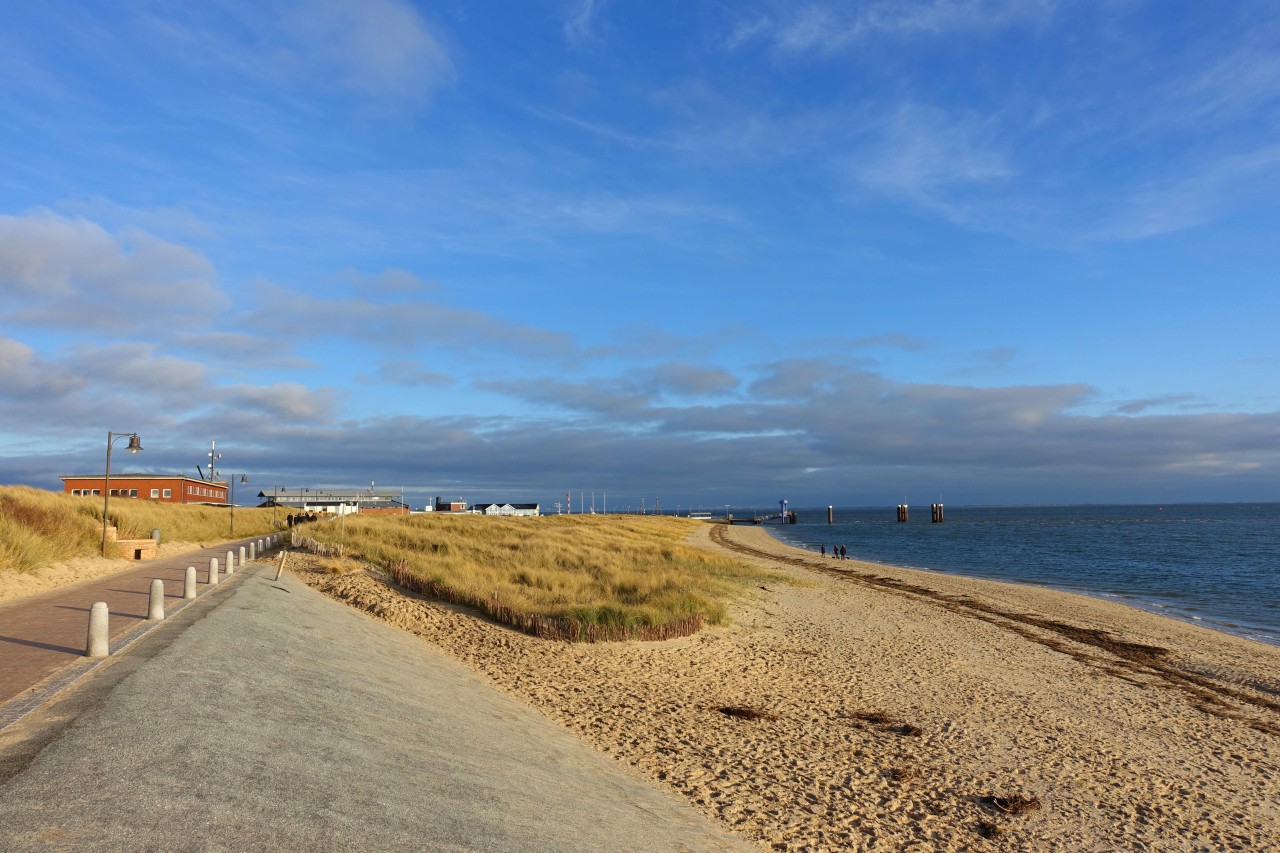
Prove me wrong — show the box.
[0,533,282,721]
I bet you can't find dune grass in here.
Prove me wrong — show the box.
[302,512,788,636]
[0,485,282,575]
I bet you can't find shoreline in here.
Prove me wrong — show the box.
[296,520,1280,851]
[762,521,1280,649]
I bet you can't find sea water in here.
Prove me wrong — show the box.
[752,503,1280,647]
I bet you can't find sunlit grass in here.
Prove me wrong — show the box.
[0,485,282,574]
[303,512,789,634]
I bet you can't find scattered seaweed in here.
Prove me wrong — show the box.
[982,793,1042,815]
[843,710,924,737]
[849,710,894,725]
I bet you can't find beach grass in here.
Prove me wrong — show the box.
[298,512,789,637]
[0,484,282,574]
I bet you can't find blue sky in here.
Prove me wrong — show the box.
[2,0,1279,510]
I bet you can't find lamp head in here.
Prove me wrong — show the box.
[127,434,143,454]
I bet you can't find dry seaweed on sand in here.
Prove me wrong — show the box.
[982,793,1042,815]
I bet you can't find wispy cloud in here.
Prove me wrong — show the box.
[564,0,605,46]
[135,0,454,111]
[730,0,1059,55]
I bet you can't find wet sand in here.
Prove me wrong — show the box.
[292,521,1280,851]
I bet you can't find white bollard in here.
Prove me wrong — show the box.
[226,550,236,575]
[209,557,219,585]
[239,545,246,565]
[249,542,256,561]
[185,566,197,600]
[148,579,165,620]
[86,601,110,657]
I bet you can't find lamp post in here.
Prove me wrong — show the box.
[101,431,143,557]
[230,474,247,536]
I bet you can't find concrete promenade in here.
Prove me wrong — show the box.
[0,535,278,717]
[0,558,754,852]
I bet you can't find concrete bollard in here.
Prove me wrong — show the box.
[185,566,197,599]
[209,557,220,585]
[239,545,247,565]
[226,550,235,575]
[249,542,256,561]
[86,601,110,657]
[148,579,165,620]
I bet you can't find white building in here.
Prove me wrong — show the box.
[472,502,540,517]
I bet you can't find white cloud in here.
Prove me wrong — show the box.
[219,382,337,422]
[0,211,224,333]
[850,103,1016,207]
[0,337,84,401]
[280,0,454,104]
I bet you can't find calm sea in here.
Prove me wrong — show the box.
[736,503,1280,647]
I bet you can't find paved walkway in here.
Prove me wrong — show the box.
[0,534,281,724]
[0,562,754,852]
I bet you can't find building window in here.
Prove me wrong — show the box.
[129,489,138,498]
[162,489,172,498]
[151,489,160,498]
[91,489,100,496]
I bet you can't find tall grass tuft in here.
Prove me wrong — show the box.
[300,513,787,640]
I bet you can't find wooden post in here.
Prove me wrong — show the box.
[827,505,833,525]
[275,550,289,581]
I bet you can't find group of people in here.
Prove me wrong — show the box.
[820,544,847,559]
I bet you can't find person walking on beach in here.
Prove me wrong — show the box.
[820,545,825,557]
[839,544,847,560]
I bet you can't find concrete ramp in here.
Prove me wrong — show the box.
[0,566,754,852]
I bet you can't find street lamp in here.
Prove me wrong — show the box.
[101,431,143,557]
[230,474,247,536]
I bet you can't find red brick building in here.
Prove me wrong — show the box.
[60,475,229,505]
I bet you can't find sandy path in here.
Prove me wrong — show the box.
[293,522,1280,852]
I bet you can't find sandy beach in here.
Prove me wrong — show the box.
[289,521,1280,851]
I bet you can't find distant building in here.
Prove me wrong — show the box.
[61,474,229,505]
[434,496,467,513]
[471,502,540,517]
[259,488,409,516]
